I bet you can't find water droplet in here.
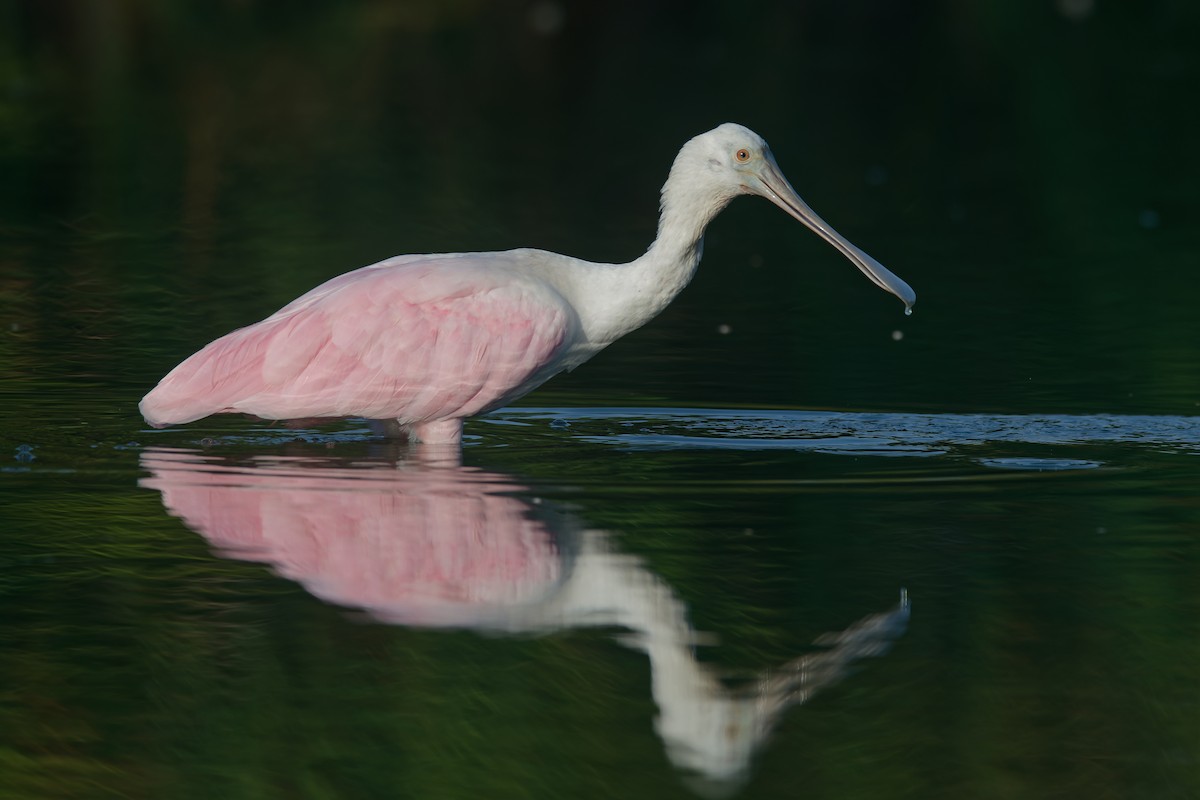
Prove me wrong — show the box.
[904,307,913,317]
[549,419,570,430]
[891,330,904,341]
[1138,208,1160,229]
[716,323,732,335]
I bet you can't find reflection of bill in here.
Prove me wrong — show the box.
[141,447,908,791]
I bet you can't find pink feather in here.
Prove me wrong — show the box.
[140,256,573,432]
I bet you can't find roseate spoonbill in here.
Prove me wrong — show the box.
[140,123,916,443]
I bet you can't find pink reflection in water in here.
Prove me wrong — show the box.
[141,448,563,627]
[140,445,907,790]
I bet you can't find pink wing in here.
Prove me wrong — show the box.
[141,256,576,426]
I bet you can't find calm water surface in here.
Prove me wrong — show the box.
[4,404,1199,798]
[3,3,1200,799]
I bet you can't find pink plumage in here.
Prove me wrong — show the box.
[141,255,575,442]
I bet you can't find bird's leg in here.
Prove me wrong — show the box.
[406,418,464,445]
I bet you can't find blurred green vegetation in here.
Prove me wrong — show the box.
[1,0,1198,414]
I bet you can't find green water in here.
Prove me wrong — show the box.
[3,3,1200,798]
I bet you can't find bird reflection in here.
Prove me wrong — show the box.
[139,445,908,791]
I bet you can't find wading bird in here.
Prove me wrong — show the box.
[140,123,915,444]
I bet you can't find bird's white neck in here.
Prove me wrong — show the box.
[574,162,737,347]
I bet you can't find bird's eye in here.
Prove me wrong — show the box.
[735,148,751,163]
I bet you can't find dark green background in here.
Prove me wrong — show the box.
[2,2,1199,798]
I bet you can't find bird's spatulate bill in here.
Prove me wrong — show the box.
[757,155,916,312]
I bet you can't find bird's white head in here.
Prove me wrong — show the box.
[663,122,916,311]
[664,123,771,207]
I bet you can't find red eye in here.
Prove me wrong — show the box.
[735,148,751,163]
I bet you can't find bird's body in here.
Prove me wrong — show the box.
[141,123,915,444]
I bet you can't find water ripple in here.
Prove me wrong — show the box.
[496,408,1200,461]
